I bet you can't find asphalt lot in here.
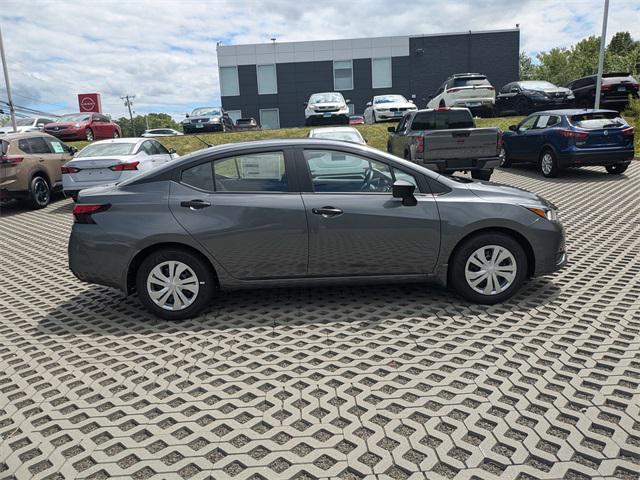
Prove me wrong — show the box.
[1,164,639,480]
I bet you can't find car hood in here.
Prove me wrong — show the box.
[526,86,572,94]
[374,102,415,109]
[464,179,556,209]
[45,122,83,128]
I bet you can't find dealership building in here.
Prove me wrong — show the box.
[217,29,519,129]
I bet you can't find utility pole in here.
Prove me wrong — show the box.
[594,0,609,109]
[0,24,17,133]
[121,95,136,136]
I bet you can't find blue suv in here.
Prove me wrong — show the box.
[501,109,635,177]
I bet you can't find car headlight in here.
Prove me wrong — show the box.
[567,94,575,99]
[182,120,189,124]
[74,123,82,128]
[524,205,558,222]
[209,118,220,123]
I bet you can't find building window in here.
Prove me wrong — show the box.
[220,66,239,97]
[257,64,278,95]
[348,104,355,115]
[372,58,392,89]
[226,110,242,123]
[260,108,280,130]
[333,60,353,91]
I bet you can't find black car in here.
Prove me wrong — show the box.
[182,107,235,134]
[567,72,639,111]
[496,81,575,116]
[235,118,260,131]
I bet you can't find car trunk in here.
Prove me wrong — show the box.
[67,157,127,182]
[422,128,499,162]
[569,112,631,149]
[451,85,495,101]
[577,128,627,149]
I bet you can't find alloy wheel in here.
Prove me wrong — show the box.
[464,245,517,295]
[33,178,50,206]
[146,261,200,311]
[541,153,554,176]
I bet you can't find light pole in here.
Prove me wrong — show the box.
[0,24,17,133]
[594,0,609,109]
[121,95,136,136]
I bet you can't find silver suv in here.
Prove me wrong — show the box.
[69,139,566,320]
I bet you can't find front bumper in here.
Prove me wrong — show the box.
[45,129,85,140]
[183,123,223,133]
[374,110,413,121]
[558,148,635,168]
[533,220,567,276]
[305,113,349,125]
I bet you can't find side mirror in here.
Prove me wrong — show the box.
[185,114,190,118]
[508,124,518,132]
[392,180,417,207]
[366,101,372,107]
[363,138,368,144]
[345,99,351,103]
[387,126,396,133]
[69,146,78,155]
[409,100,414,104]
[169,148,176,154]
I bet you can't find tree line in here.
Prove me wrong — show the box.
[519,31,640,86]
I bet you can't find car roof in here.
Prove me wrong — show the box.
[0,131,58,141]
[310,92,343,96]
[86,137,145,146]
[534,108,620,115]
[309,126,360,134]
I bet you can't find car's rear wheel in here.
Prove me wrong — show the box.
[540,149,559,178]
[471,169,492,181]
[85,128,94,141]
[28,175,50,209]
[136,248,215,320]
[450,232,527,304]
[605,163,628,175]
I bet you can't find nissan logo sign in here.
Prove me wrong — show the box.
[81,97,96,111]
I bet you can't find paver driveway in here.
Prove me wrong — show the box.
[1,164,639,480]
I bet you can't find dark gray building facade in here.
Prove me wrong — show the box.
[217,29,519,128]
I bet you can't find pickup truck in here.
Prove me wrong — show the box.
[386,107,502,180]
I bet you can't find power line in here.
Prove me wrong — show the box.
[0,88,68,109]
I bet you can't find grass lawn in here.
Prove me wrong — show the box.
[68,115,639,157]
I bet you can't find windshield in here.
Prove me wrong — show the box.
[374,95,408,104]
[191,108,221,116]
[311,130,364,143]
[452,77,490,87]
[570,112,626,129]
[16,118,35,126]
[77,142,136,157]
[309,93,344,104]
[58,113,91,123]
[520,81,557,90]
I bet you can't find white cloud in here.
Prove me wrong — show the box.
[1,0,638,120]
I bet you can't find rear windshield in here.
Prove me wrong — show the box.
[453,77,490,87]
[411,110,474,130]
[77,143,136,157]
[569,112,626,129]
[236,119,254,124]
[311,131,363,143]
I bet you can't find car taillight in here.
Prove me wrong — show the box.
[559,129,589,140]
[622,127,635,137]
[434,107,450,111]
[601,83,613,91]
[72,204,111,224]
[416,136,424,154]
[497,130,503,149]
[109,161,139,171]
[61,166,80,174]
[0,155,24,165]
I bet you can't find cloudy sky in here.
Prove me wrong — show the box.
[1,0,638,120]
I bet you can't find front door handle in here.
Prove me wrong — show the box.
[312,206,343,218]
[180,199,211,210]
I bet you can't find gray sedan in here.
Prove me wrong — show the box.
[69,139,567,320]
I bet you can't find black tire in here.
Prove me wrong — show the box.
[28,175,50,209]
[605,163,628,175]
[136,248,215,320]
[449,232,527,305]
[539,148,559,178]
[387,141,392,153]
[471,169,492,181]
[372,111,377,124]
[85,128,94,142]
[500,146,512,168]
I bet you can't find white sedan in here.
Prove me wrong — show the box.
[308,126,366,144]
[363,94,417,123]
[62,138,178,200]
[141,128,184,137]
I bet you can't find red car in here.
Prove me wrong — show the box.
[349,115,365,125]
[44,113,121,142]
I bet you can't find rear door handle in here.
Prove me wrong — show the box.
[180,199,211,210]
[312,206,343,218]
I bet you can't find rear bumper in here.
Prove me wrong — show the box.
[451,99,494,108]
[558,149,635,167]
[417,156,502,172]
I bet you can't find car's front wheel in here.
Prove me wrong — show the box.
[499,147,512,168]
[85,128,94,141]
[136,248,215,320]
[605,163,628,175]
[113,130,120,138]
[450,232,527,304]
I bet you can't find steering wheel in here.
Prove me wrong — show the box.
[360,167,392,192]
[360,167,375,191]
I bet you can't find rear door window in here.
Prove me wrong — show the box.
[534,115,560,129]
[46,138,67,153]
[18,139,32,154]
[26,137,51,154]
[214,152,288,192]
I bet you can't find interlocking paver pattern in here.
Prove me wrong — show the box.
[1,164,639,480]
